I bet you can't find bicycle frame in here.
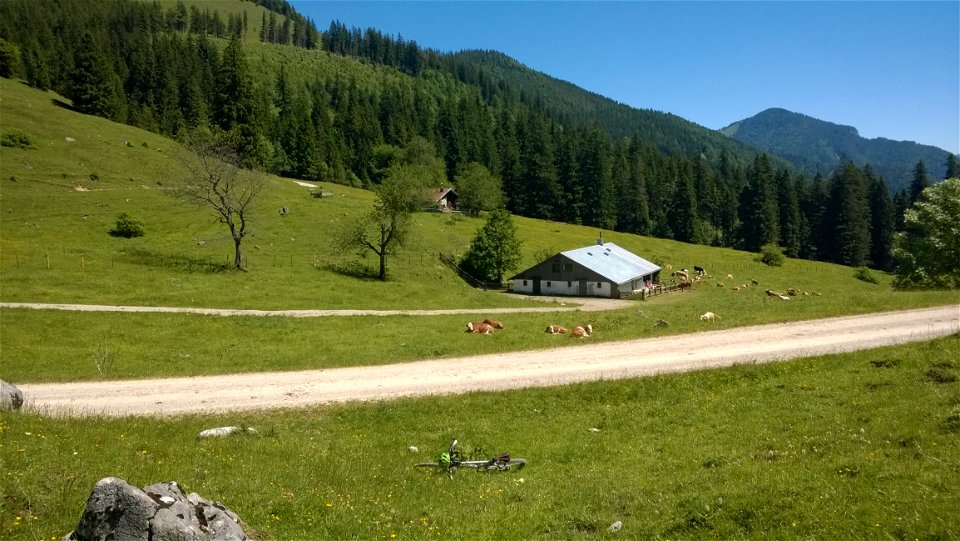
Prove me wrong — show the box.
[416,439,525,473]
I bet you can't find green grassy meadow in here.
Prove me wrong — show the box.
[2,336,958,540]
[1,78,955,385]
[2,77,959,540]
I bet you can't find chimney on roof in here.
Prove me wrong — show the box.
[597,231,604,246]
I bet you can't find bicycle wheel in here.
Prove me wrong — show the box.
[460,458,526,472]
[494,458,525,471]
[414,462,443,470]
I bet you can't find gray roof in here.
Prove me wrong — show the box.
[561,242,661,284]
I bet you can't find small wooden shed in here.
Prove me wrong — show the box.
[429,187,458,211]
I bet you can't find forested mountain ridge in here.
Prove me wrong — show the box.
[447,50,772,166]
[721,108,952,194]
[1,0,955,273]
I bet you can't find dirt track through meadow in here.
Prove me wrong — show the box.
[16,305,958,418]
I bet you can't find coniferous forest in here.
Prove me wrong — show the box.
[0,0,957,271]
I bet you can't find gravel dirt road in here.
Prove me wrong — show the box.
[18,305,958,418]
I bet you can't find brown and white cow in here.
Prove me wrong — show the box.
[545,324,567,334]
[570,324,593,338]
[483,319,504,329]
[465,321,495,334]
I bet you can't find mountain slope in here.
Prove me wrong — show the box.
[720,108,952,193]
[448,50,785,167]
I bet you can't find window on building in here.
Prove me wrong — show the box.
[597,282,602,288]
[523,280,527,286]
[546,281,552,287]
[567,281,572,287]
[552,263,560,273]
[564,263,573,272]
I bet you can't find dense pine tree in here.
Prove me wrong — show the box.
[909,160,930,203]
[866,166,895,270]
[67,33,124,119]
[825,162,871,267]
[738,154,779,251]
[777,169,802,258]
[945,154,960,180]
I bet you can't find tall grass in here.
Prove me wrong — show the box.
[2,335,958,540]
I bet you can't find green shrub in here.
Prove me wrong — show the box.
[0,129,34,149]
[854,266,879,284]
[109,212,145,238]
[758,243,784,267]
[944,405,960,432]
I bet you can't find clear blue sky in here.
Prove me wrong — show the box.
[291,1,960,154]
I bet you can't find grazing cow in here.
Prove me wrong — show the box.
[570,324,593,338]
[545,324,567,334]
[716,282,725,288]
[699,311,720,321]
[678,280,693,291]
[726,274,734,280]
[673,270,689,282]
[751,279,760,285]
[694,265,705,277]
[483,318,504,329]
[466,321,495,334]
[765,290,791,301]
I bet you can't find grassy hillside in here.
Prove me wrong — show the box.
[2,336,958,540]
[0,77,954,385]
[1,77,958,541]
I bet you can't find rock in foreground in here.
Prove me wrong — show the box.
[65,477,249,541]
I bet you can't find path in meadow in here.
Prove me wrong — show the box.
[0,295,631,317]
[17,305,958,417]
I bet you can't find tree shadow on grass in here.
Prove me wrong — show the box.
[321,260,381,281]
[121,248,230,273]
[52,98,79,113]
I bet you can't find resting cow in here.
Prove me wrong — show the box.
[545,324,567,334]
[466,321,495,334]
[699,311,720,321]
[570,324,593,338]
[483,319,505,329]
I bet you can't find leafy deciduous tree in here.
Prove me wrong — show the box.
[455,162,503,216]
[892,177,960,289]
[340,164,431,280]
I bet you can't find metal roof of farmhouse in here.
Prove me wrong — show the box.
[561,242,661,284]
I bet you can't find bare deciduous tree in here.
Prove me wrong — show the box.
[178,135,264,271]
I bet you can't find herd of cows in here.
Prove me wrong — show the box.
[463,264,823,339]
[465,319,594,338]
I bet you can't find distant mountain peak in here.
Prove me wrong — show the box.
[720,109,950,192]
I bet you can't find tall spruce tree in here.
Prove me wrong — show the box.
[909,160,930,203]
[825,162,871,266]
[669,160,702,244]
[213,33,261,165]
[945,154,960,180]
[866,166,895,270]
[68,33,123,119]
[738,154,779,251]
[777,169,802,258]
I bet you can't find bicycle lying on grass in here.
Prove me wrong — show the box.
[415,439,526,473]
